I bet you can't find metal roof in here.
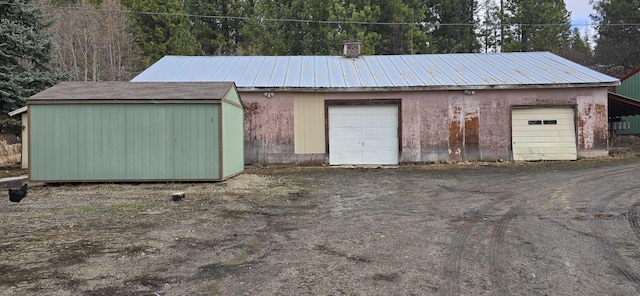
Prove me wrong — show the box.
[609,92,640,118]
[131,52,619,91]
[27,82,236,102]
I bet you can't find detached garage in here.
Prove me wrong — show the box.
[133,47,619,164]
[27,82,244,182]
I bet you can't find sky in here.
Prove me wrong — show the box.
[564,0,595,26]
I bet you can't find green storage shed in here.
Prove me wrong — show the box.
[615,68,640,134]
[27,82,244,182]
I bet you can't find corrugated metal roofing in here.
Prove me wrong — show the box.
[27,82,235,102]
[131,52,619,91]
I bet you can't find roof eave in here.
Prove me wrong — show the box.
[8,106,27,116]
[237,82,620,93]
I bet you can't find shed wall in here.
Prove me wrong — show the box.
[616,73,640,135]
[240,87,608,164]
[30,104,220,181]
[222,100,245,178]
[21,112,28,169]
[618,72,640,100]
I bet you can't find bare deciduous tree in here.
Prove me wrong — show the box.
[47,0,138,81]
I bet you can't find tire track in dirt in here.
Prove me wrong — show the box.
[442,163,640,296]
[540,164,640,293]
[628,201,640,241]
[443,214,483,296]
[442,191,512,296]
[488,206,521,295]
[591,187,640,288]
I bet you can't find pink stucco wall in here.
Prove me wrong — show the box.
[240,87,609,164]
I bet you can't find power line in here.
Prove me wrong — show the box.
[1,1,638,27]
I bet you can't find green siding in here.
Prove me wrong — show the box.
[222,100,245,177]
[30,104,221,181]
[224,88,241,105]
[616,115,640,135]
[617,73,640,134]
[619,73,640,100]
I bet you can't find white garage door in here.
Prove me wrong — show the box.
[512,107,577,161]
[329,105,398,165]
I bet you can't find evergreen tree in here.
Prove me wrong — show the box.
[502,0,571,52]
[373,0,426,54]
[479,0,501,52]
[559,27,593,65]
[123,0,198,67]
[592,0,640,71]
[0,0,66,114]
[249,0,382,55]
[185,0,256,55]
[424,0,480,53]
[326,0,382,55]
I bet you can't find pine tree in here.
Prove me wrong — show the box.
[0,0,66,114]
[123,0,199,68]
[592,0,640,71]
[424,0,480,53]
[502,0,571,53]
[559,27,593,65]
[373,0,426,54]
[185,0,256,56]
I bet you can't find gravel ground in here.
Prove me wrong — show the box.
[2,158,640,295]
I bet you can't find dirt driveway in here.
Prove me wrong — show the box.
[2,159,640,295]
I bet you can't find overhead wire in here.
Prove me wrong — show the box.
[1,0,629,28]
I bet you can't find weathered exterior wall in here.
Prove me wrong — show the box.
[21,112,28,169]
[242,93,298,164]
[30,104,222,181]
[222,90,245,178]
[241,87,609,164]
[577,90,609,158]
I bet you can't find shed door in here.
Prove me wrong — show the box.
[512,107,577,161]
[328,105,398,165]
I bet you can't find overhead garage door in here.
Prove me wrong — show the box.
[329,105,398,165]
[512,107,577,161]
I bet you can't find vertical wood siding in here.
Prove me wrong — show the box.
[222,100,244,177]
[30,104,220,181]
[221,89,244,177]
[616,73,640,135]
[618,73,640,100]
[294,93,325,154]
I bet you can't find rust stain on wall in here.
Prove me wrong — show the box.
[464,116,480,160]
[243,102,261,141]
[449,105,464,161]
[593,104,608,150]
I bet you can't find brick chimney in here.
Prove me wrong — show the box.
[343,40,362,58]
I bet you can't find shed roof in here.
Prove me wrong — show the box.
[131,52,619,91]
[27,82,237,103]
[609,92,640,118]
[8,106,27,116]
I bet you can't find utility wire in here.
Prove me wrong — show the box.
[1,1,636,27]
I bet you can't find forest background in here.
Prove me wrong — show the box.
[1,0,640,125]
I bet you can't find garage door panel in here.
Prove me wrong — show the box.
[329,105,398,165]
[363,152,397,164]
[364,127,397,138]
[512,108,577,161]
[513,133,574,144]
[513,144,578,151]
[333,126,362,138]
[512,130,577,137]
[365,138,397,150]
[515,153,578,161]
